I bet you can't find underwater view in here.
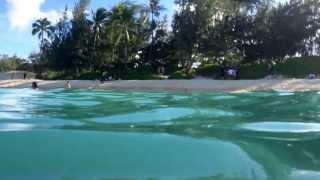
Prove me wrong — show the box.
[0,88,320,179]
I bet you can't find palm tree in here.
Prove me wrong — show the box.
[89,8,110,71]
[92,8,110,49]
[32,18,54,51]
[109,2,141,62]
[107,2,144,78]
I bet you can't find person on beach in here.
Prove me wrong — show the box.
[100,74,113,83]
[23,73,27,80]
[32,82,38,89]
[65,81,72,89]
[108,76,113,81]
[308,73,316,79]
[227,68,238,80]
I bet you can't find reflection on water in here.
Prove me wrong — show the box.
[0,88,320,179]
[0,123,34,132]
[241,122,320,133]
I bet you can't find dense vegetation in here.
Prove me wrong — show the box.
[0,55,29,72]
[26,0,320,79]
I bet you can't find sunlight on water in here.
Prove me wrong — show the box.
[0,88,320,179]
[241,122,320,133]
[0,123,34,132]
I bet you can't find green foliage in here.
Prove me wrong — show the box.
[237,57,320,79]
[42,71,67,80]
[197,64,221,77]
[244,0,320,61]
[275,57,320,78]
[78,72,101,80]
[125,72,165,80]
[170,70,195,79]
[196,63,269,79]
[28,0,320,80]
[0,55,28,72]
[238,63,269,79]
[32,18,54,50]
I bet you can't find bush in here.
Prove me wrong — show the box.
[238,63,269,79]
[275,57,320,78]
[120,67,165,80]
[235,56,320,79]
[42,71,66,80]
[196,63,269,79]
[78,71,101,80]
[196,64,221,78]
[125,72,165,80]
[41,71,75,80]
[170,70,195,79]
[37,56,320,80]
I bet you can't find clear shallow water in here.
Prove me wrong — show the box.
[1,89,320,179]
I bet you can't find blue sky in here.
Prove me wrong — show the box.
[0,0,285,58]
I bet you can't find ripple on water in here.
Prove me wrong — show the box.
[23,118,84,127]
[36,99,101,107]
[92,108,194,124]
[241,122,320,133]
[132,98,157,105]
[196,108,237,117]
[92,107,237,124]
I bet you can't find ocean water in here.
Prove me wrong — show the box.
[0,88,320,179]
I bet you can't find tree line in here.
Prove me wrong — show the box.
[0,55,29,72]
[29,0,320,79]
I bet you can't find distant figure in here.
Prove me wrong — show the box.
[308,73,317,79]
[65,81,71,89]
[23,73,27,80]
[100,77,105,84]
[100,75,113,83]
[31,82,38,89]
[227,68,238,80]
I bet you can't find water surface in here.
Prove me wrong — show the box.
[1,88,320,179]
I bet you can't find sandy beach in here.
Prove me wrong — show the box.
[0,79,320,92]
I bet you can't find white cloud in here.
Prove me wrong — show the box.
[6,0,64,31]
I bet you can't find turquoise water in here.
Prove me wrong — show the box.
[1,88,320,179]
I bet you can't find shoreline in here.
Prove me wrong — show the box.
[1,79,320,93]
